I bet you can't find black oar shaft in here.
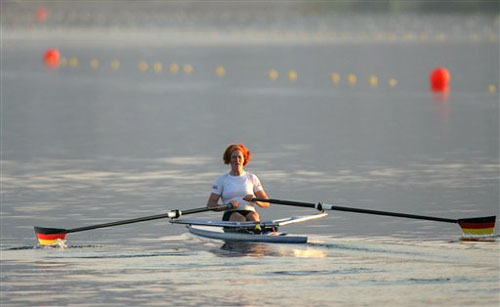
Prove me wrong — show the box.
[67,213,173,233]
[255,198,458,224]
[325,204,457,223]
[66,205,225,234]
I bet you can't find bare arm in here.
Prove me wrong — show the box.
[207,193,224,211]
[207,193,236,211]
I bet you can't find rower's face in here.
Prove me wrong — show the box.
[230,150,245,168]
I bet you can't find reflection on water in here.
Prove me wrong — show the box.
[216,242,279,257]
[212,241,328,258]
[432,92,450,123]
[291,247,327,258]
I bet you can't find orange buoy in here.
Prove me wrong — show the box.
[43,48,60,68]
[430,67,450,92]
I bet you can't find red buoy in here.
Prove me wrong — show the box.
[43,48,60,69]
[430,67,450,92]
[36,7,48,23]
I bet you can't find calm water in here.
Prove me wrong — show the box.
[1,2,499,306]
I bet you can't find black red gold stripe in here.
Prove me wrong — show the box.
[34,227,67,245]
[35,233,67,245]
[458,216,496,235]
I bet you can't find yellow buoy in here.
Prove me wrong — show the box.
[111,59,120,70]
[488,84,497,94]
[347,74,357,85]
[169,63,179,74]
[183,64,193,75]
[138,61,148,72]
[69,57,78,68]
[215,65,226,77]
[330,73,340,84]
[153,62,163,73]
[268,69,278,80]
[288,70,297,82]
[369,75,378,88]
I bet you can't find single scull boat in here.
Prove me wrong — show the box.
[170,212,328,243]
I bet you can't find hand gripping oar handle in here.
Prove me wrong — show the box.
[253,198,496,235]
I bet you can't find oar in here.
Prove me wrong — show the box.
[253,198,496,236]
[34,205,227,246]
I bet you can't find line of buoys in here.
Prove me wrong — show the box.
[329,73,397,88]
[130,61,191,75]
[18,8,500,44]
[265,69,297,82]
[41,51,497,93]
[19,6,498,43]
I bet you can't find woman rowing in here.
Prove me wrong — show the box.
[207,144,269,223]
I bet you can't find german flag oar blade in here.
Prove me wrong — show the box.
[34,227,68,246]
[457,216,496,235]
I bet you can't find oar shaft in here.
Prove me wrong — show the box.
[67,205,225,234]
[255,198,458,224]
[323,204,457,223]
[67,213,173,233]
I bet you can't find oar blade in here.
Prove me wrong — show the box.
[457,216,496,236]
[34,227,68,246]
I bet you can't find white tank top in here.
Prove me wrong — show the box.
[211,172,264,212]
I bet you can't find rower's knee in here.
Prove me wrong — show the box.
[246,212,260,222]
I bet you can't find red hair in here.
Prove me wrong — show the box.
[223,144,251,166]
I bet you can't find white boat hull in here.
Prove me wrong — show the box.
[188,225,308,244]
